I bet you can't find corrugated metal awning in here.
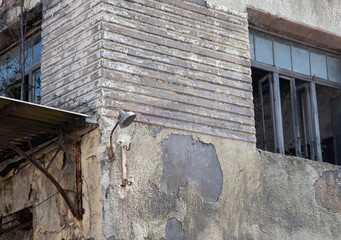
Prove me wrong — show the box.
[0,96,96,161]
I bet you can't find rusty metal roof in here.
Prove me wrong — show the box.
[0,96,96,161]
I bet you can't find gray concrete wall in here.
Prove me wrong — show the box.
[100,121,341,239]
[208,0,341,35]
[4,0,340,239]
[100,120,260,239]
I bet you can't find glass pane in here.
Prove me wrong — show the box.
[0,57,7,82]
[7,48,19,79]
[274,41,291,70]
[327,56,341,83]
[34,70,41,104]
[255,34,273,65]
[25,42,32,68]
[292,46,310,75]
[310,51,327,79]
[33,36,41,64]
[249,33,255,60]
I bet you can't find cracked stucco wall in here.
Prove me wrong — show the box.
[209,0,341,35]
[101,121,341,239]
[0,129,103,240]
[1,0,340,239]
[99,119,260,239]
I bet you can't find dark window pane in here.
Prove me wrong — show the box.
[292,46,310,75]
[310,51,327,79]
[327,56,341,83]
[255,34,273,65]
[34,70,41,104]
[7,48,19,79]
[249,33,255,60]
[33,36,41,64]
[0,58,7,82]
[25,42,32,68]
[274,41,291,70]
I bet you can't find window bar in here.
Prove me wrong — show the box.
[290,78,302,157]
[268,74,278,152]
[305,85,316,160]
[258,78,267,150]
[309,81,323,162]
[272,71,285,154]
[299,91,308,158]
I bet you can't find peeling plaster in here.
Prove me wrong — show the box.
[314,170,341,213]
[160,135,223,202]
[165,218,184,240]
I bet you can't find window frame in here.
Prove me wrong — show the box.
[249,29,341,89]
[0,33,41,103]
[250,29,341,163]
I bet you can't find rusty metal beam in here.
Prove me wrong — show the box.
[0,136,82,220]
[75,142,83,219]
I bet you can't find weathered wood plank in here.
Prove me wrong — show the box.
[42,24,102,63]
[102,68,253,115]
[102,52,253,108]
[42,53,102,92]
[102,88,255,133]
[43,42,102,79]
[43,0,101,29]
[103,31,250,75]
[102,63,251,101]
[103,2,249,49]
[154,0,248,24]
[100,80,254,123]
[101,41,251,93]
[101,99,256,142]
[104,0,248,36]
[42,71,102,104]
[102,14,250,63]
[102,21,250,71]
[42,5,102,50]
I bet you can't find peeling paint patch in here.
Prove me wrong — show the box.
[161,135,222,202]
[165,218,184,240]
[314,170,341,213]
[148,124,162,136]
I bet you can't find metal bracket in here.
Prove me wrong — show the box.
[0,135,82,220]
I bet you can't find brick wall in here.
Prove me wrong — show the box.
[41,0,255,142]
[41,0,103,113]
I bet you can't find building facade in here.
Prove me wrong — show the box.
[0,0,341,239]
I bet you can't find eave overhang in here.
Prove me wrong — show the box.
[247,7,341,53]
[0,96,97,220]
[0,96,96,161]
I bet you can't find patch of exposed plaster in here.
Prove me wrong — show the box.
[160,134,222,202]
[165,218,184,240]
[148,124,162,137]
[314,170,341,213]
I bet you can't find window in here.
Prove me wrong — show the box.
[0,34,41,103]
[250,30,341,165]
